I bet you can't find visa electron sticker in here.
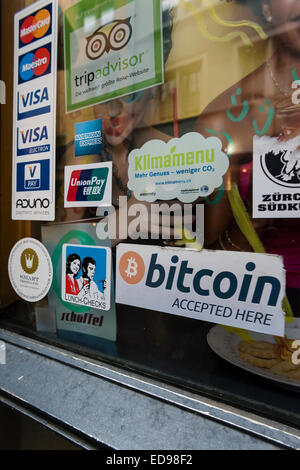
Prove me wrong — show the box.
[64,162,112,208]
[8,238,53,302]
[17,119,52,156]
[75,119,102,157]
[128,133,229,203]
[116,244,286,336]
[64,0,163,112]
[253,135,300,218]
[62,244,111,311]
[12,0,58,222]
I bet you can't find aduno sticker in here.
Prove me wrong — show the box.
[8,238,53,302]
[127,132,229,203]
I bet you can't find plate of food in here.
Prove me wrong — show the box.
[207,319,300,389]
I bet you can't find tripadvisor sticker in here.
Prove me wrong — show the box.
[127,132,229,203]
[8,238,53,302]
[64,0,163,112]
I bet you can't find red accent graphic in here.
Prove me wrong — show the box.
[20,16,36,44]
[67,170,80,202]
[34,48,50,76]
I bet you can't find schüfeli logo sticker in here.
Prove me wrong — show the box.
[64,0,163,112]
[128,132,229,203]
[62,244,111,311]
[8,238,53,302]
[17,80,51,120]
[16,159,50,192]
[253,135,300,218]
[75,119,102,156]
[18,43,51,85]
[116,244,286,336]
[64,162,112,208]
[19,3,52,47]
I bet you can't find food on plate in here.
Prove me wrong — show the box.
[237,336,300,380]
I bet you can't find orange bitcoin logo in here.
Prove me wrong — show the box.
[119,251,145,285]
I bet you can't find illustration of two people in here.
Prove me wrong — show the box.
[66,253,106,301]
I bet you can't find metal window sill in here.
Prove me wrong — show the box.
[0,328,299,450]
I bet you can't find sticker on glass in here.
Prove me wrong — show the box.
[127,132,229,203]
[62,244,111,311]
[8,238,53,302]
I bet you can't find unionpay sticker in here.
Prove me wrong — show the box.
[64,162,112,208]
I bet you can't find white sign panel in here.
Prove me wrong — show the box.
[127,133,229,203]
[12,0,58,221]
[253,135,300,218]
[116,244,286,336]
[64,162,112,208]
[8,238,53,302]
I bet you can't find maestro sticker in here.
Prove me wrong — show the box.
[127,132,229,203]
[8,238,53,302]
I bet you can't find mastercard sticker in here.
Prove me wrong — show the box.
[19,4,52,48]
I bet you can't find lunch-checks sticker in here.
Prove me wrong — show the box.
[116,244,286,336]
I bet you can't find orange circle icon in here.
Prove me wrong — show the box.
[34,9,51,39]
[119,251,145,285]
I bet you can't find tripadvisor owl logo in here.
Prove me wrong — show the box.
[21,248,39,274]
[86,17,132,60]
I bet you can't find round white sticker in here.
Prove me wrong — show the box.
[8,238,53,302]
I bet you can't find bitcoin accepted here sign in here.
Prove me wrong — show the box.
[8,237,53,302]
[116,244,286,336]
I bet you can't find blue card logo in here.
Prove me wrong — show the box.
[17,159,50,192]
[75,119,102,157]
[18,43,51,85]
[17,123,50,156]
[18,85,50,120]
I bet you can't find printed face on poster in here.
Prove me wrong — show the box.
[64,0,163,112]
[253,135,300,218]
[12,0,58,221]
[116,244,286,336]
[62,244,111,311]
